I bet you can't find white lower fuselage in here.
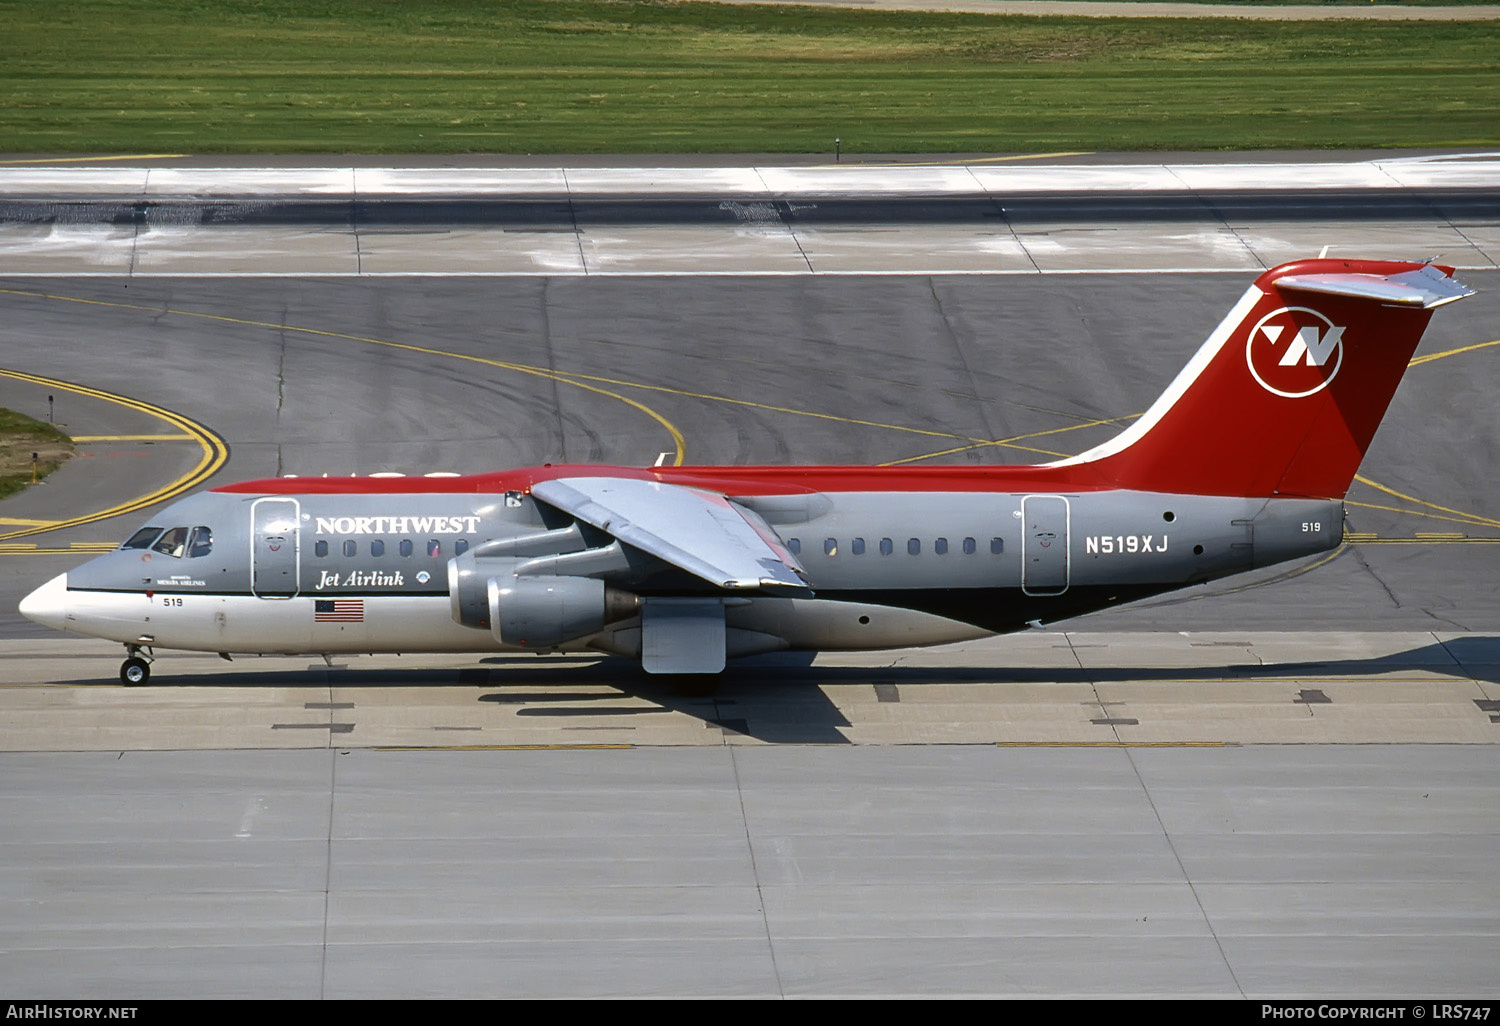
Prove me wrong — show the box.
[54,588,989,657]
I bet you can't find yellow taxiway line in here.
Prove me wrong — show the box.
[0,368,228,542]
[373,744,634,752]
[0,286,687,466]
[994,741,1233,748]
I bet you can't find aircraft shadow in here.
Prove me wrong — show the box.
[46,636,1500,745]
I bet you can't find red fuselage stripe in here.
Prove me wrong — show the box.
[211,463,1122,497]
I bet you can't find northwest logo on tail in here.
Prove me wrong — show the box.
[1245,306,1345,398]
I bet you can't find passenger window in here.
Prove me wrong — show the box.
[935,537,948,555]
[371,539,385,557]
[824,538,837,557]
[343,540,357,557]
[991,537,1004,554]
[315,540,329,558]
[187,526,213,557]
[455,539,468,556]
[122,527,163,550]
[879,538,893,556]
[400,540,413,557]
[907,538,920,555]
[852,537,865,556]
[787,538,801,555]
[152,527,189,557]
[963,537,976,555]
[427,539,441,557]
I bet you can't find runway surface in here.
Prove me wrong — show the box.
[1,156,1495,275]
[1,157,1498,997]
[5,744,1496,999]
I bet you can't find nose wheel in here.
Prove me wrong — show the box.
[120,646,153,686]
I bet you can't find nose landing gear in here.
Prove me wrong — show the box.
[120,645,153,686]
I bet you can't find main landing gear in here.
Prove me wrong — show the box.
[120,645,153,686]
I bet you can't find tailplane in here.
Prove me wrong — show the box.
[1053,258,1474,499]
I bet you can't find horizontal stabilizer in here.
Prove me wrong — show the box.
[1276,264,1475,308]
[531,477,810,594]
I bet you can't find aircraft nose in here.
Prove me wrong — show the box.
[18,573,68,631]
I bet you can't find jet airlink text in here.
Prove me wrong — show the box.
[316,569,405,590]
[314,515,481,535]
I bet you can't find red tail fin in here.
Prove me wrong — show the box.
[1055,259,1474,499]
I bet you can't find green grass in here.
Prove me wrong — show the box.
[1,0,1497,153]
[1053,1,1495,5]
[0,409,72,501]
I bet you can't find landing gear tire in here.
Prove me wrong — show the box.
[120,657,151,686]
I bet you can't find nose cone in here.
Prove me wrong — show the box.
[19,573,68,631]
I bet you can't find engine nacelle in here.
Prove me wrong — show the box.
[486,575,639,649]
[449,553,514,629]
[444,537,633,633]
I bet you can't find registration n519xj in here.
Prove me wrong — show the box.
[1084,534,1169,555]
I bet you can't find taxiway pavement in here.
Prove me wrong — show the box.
[5,743,1496,998]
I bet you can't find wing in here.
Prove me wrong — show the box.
[530,476,810,594]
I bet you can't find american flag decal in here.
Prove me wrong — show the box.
[315,599,364,623]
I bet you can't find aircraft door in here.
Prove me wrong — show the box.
[251,498,300,599]
[1021,495,1069,596]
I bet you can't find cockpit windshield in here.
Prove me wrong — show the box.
[121,527,163,550]
[152,527,190,557]
[122,525,213,557]
[187,526,213,557]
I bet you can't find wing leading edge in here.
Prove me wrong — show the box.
[530,477,810,594]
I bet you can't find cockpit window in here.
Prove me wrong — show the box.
[152,526,190,557]
[122,527,163,550]
[187,526,213,558]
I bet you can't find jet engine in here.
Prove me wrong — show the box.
[486,575,640,649]
[447,537,639,649]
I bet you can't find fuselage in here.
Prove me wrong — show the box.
[23,463,1341,660]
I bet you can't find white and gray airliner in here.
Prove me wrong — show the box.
[19,258,1473,685]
